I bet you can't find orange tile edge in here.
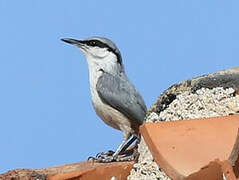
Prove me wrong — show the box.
[47,161,134,180]
[47,168,93,180]
[140,115,239,180]
[140,123,185,180]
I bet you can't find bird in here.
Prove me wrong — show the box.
[61,37,147,162]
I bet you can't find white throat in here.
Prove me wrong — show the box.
[84,52,123,93]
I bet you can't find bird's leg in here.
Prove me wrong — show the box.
[88,134,141,162]
[115,135,140,162]
[112,134,130,158]
[89,134,131,163]
[119,135,137,155]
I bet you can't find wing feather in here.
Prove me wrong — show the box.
[96,73,147,125]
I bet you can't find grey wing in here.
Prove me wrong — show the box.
[96,73,147,125]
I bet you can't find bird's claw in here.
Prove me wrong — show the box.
[88,149,137,162]
[96,150,114,158]
[88,150,115,162]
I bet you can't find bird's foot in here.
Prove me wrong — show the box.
[96,150,115,158]
[88,154,134,163]
[88,148,138,163]
[115,147,139,162]
[115,154,135,162]
[88,150,115,162]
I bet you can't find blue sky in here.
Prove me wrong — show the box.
[0,1,238,173]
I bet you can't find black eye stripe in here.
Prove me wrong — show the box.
[84,40,108,48]
[82,40,122,65]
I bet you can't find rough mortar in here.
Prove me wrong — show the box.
[128,87,239,180]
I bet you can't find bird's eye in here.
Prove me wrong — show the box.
[85,40,106,48]
[89,41,96,46]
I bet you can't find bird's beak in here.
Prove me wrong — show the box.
[61,38,84,46]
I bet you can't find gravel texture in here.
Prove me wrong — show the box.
[127,87,239,180]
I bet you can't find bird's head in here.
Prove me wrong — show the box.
[61,37,123,71]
